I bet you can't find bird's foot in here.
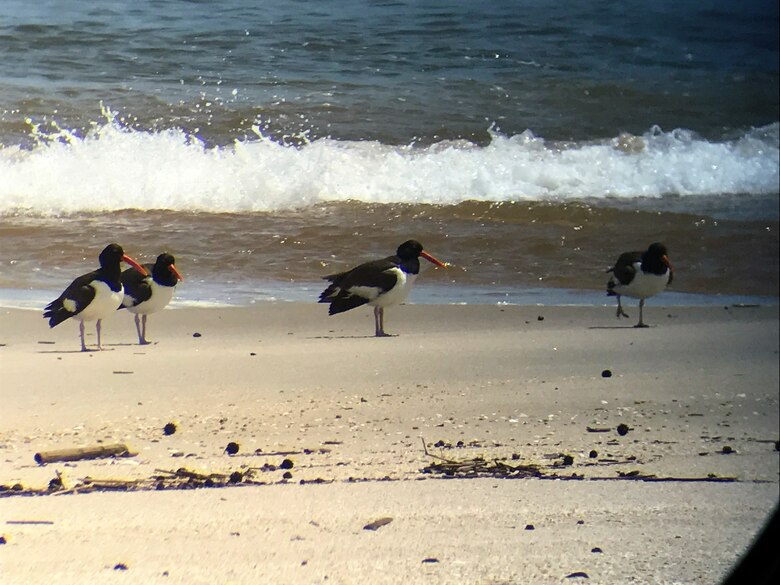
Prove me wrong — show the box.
[633,322,650,328]
[375,331,395,338]
[616,309,630,319]
[138,339,151,345]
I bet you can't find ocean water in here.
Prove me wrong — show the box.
[1,0,778,307]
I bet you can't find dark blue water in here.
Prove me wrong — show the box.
[1,0,777,146]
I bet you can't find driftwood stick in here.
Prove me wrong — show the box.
[154,468,230,482]
[34,443,136,465]
[420,437,458,463]
[83,477,144,488]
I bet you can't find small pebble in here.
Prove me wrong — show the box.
[192,332,202,338]
[591,547,603,553]
[280,458,294,469]
[616,423,630,436]
[225,442,240,455]
[537,315,544,321]
[562,454,574,466]
[114,563,128,571]
[589,450,598,458]
[721,445,735,454]
[601,369,612,378]
[163,422,177,436]
[421,558,439,563]
[525,524,535,530]
[0,534,8,545]
[282,471,293,480]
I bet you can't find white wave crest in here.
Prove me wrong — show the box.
[1,109,777,215]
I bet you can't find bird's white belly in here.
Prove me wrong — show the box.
[127,280,175,314]
[366,269,416,308]
[74,281,123,322]
[614,264,670,299]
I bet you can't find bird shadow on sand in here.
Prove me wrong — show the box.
[36,348,109,354]
[587,325,657,330]
[307,334,398,340]
[36,342,149,354]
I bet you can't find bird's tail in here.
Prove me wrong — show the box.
[318,282,340,303]
[318,283,369,315]
[325,295,369,315]
[43,300,70,328]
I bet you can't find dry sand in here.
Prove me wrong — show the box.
[1,301,778,585]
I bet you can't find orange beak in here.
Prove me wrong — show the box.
[662,255,674,273]
[420,250,447,268]
[169,264,184,282]
[122,254,148,276]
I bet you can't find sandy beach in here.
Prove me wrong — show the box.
[1,301,778,585]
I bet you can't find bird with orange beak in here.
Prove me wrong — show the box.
[319,239,447,336]
[44,243,148,351]
[607,242,674,327]
[120,252,184,345]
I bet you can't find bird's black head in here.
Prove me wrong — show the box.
[155,252,176,268]
[396,240,425,260]
[646,242,669,258]
[99,243,125,268]
[152,252,183,286]
[643,242,673,275]
[396,239,447,269]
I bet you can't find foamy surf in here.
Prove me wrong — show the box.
[1,110,776,216]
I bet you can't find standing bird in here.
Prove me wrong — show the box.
[319,240,447,337]
[119,252,183,345]
[607,242,674,328]
[44,243,147,351]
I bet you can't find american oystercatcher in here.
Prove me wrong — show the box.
[319,240,447,336]
[119,252,183,345]
[43,243,147,351]
[606,242,674,327]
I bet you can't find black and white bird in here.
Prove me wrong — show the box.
[319,240,447,337]
[43,243,147,351]
[119,252,183,345]
[607,242,674,328]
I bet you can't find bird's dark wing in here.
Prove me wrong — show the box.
[607,251,641,286]
[325,257,399,289]
[120,265,153,308]
[43,270,99,327]
[319,257,400,314]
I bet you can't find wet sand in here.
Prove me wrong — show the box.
[1,302,778,584]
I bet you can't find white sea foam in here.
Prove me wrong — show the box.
[1,111,777,215]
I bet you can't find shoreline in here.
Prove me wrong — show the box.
[1,283,777,312]
[1,303,778,584]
